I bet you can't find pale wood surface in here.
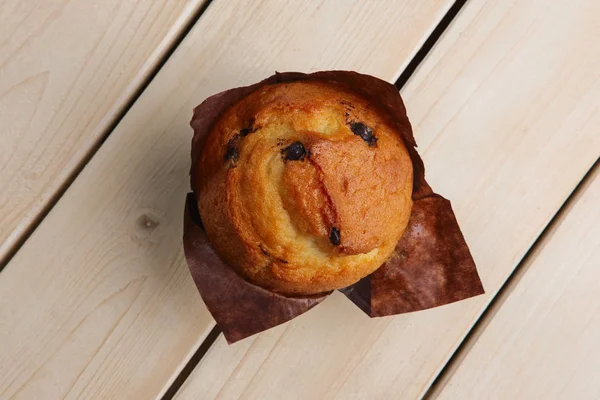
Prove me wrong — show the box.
[434,164,600,400]
[0,0,206,263]
[0,1,456,398]
[175,0,600,399]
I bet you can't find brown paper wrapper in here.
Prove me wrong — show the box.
[184,71,484,343]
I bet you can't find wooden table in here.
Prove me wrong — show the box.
[1,1,598,399]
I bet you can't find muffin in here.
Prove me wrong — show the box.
[194,80,414,295]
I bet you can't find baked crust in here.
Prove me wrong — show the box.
[195,80,413,294]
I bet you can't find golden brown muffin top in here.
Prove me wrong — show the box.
[196,80,413,295]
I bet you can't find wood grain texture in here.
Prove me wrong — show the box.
[175,0,600,399]
[0,0,455,398]
[0,0,206,263]
[433,164,600,400]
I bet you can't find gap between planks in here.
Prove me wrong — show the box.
[395,0,468,90]
[423,157,600,400]
[161,1,470,398]
[0,0,215,272]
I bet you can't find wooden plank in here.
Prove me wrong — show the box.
[433,164,600,400]
[174,1,600,399]
[0,1,456,399]
[0,0,207,263]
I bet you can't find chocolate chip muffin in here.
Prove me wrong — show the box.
[194,80,413,295]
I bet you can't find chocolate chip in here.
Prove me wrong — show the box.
[239,128,251,137]
[351,122,378,147]
[225,145,239,162]
[224,134,240,164]
[282,141,306,161]
[240,118,256,137]
[329,227,341,246]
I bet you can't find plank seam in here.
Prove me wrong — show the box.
[161,325,222,400]
[395,0,468,89]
